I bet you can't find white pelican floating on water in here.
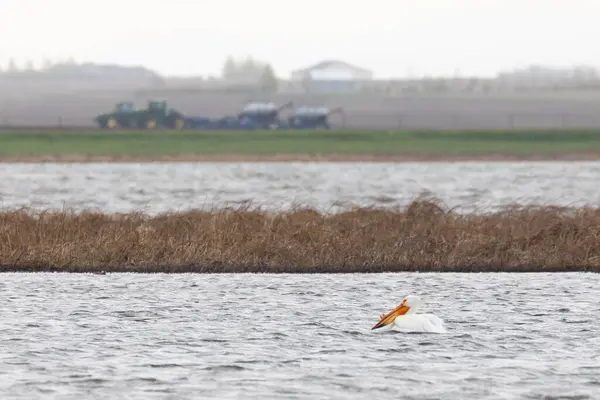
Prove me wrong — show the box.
[371,295,447,333]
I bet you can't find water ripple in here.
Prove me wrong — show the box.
[3,162,600,214]
[0,272,598,399]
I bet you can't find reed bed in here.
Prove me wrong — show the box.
[1,199,599,273]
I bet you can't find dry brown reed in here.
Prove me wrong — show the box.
[1,199,599,273]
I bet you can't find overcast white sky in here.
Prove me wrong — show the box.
[1,0,598,78]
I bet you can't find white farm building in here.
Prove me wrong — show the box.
[290,60,373,93]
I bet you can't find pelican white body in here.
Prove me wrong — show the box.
[372,295,447,333]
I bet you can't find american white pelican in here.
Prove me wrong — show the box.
[371,295,447,333]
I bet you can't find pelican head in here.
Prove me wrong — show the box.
[371,295,422,330]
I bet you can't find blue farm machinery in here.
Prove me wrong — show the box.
[237,101,294,129]
[287,106,345,129]
[191,101,295,130]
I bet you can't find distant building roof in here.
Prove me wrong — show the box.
[292,60,372,75]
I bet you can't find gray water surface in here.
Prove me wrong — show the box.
[2,162,600,214]
[1,273,598,399]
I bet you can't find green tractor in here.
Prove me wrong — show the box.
[95,100,187,130]
[94,102,137,129]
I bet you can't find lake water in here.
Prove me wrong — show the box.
[1,162,600,214]
[0,272,598,399]
[2,162,599,399]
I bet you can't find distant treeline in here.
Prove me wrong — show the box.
[2,57,600,95]
[0,56,279,92]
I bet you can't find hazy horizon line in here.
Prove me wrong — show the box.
[1,57,600,81]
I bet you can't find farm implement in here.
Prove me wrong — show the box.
[184,101,294,130]
[94,100,345,130]
[286,106,345,129]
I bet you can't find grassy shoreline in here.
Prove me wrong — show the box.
[3,128,600,162]
[6,152,600,163]
[1,200,599,273]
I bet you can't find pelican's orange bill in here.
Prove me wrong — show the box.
[371,302,410,330]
